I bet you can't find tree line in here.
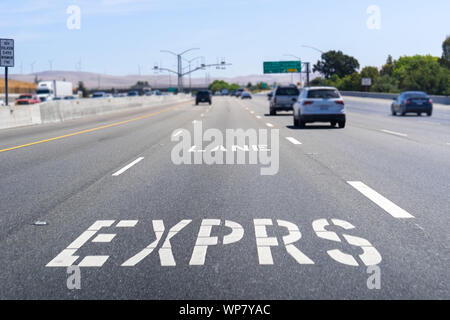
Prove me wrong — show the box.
[311,36,450,95]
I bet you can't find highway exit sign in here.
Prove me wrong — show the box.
[264,61,301,74]
[0,39,14,67]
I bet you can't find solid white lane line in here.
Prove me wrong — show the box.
[347,181,415,219]
[112,157,144,177]
[286,137,302,145]
[380,129,408,137]
[266,123,274,128]
[256,116,262,119]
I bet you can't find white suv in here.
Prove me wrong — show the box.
[293,87,346,128]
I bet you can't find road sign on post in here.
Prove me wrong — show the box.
[264,61,301,74]
[1,39,14,107]
[0,39,14,67]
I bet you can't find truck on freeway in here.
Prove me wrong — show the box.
[36,81,74,102]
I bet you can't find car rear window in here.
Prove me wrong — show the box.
[197,91,210,96]
[307,89,340,99]
[276,88,299,96]
[404,92,428,99]
[19,95,32,99]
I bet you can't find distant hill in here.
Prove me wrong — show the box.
[9,71,308,90]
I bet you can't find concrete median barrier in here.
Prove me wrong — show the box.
[0,94,193,130]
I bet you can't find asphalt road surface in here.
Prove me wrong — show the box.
[0,95,449,299]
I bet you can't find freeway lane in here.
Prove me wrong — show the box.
[0,96,449,299]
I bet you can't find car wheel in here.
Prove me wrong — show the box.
[391,107,396,116]
[270,109,275,116]
[293,116,299,128]
[427,111,432,117]
[330,121,337,127]
[417,113,421,116]
[338,121,346,129]
[401,107,406,116]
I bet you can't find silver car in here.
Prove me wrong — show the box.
[293,87,346,128]
[268,85,300,115]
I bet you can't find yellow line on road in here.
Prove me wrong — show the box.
[0,103,185,153]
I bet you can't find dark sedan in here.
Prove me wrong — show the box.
[391,91,433,116]
[195,90,212,105]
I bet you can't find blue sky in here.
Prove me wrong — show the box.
[1,0,449,77]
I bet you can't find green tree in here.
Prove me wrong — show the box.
[371,75,400,93]
[229,83,241,91]
[309,77,327,86]
[360,66,379,82]
[339,73,362,91]
[209,80,230,92]
[439,35,450,69]
[313,50,360,79]
[380,55,394,76]
[392,55,449,95]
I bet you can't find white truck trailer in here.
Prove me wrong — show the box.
[36,81,73,102]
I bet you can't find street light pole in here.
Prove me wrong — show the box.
[155,50,231,93]
[301,45,325,87]
[160,48,199,93]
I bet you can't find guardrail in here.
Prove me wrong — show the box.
[0,94,192,130]
[341,91,450,105]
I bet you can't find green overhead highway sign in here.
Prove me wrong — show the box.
[264,61,301,74]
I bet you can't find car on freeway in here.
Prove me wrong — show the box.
[241,92,252,99]
[293,86,346,128]
[15,94,41,105]
[269,85,300,115]
[91,92,108,98]
[127,91,139,97]
[230,90,236,96]
[391,91,433,116]
[154,90,162,96]
[196,90,212,105]
[235,89,244,98]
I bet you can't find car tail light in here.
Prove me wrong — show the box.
[429,99,433,104]
[335,100,345,105]
[405,100,411,105]
[303,100,313,106]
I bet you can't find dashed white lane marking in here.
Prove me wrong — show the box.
[250,111,255,114]
[380,129,408,137]
[266,123,274,128]
[112,157,144,177]
[285,137,302,145]
[347,181,415,219]
[173,130,183,138]
[256,116,262,119]
[201,113,205,117]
